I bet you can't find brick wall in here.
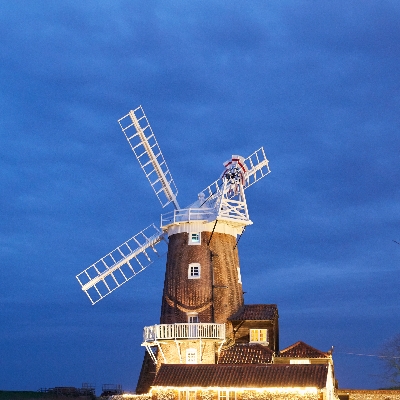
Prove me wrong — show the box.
[156,340,218,365]
[160,231,243,325]
[138,228,245,393]
[136,351,156,394]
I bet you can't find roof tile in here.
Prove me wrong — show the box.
[229,304,278,321]
[152,364,328,388]
[218,343,273,364]
[278,341,330,358]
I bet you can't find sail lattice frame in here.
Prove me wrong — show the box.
[198,147,270,207]
[76,224,167,304]
[118,106,179,209]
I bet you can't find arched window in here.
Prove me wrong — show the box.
[187,312,199,324]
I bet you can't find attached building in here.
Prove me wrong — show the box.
[151,363,337,400]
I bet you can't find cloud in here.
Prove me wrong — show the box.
[1,0,399,392]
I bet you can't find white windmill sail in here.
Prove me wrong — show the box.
[118,106,180,209]
[77,104,271,305]
[243,147,271,189]
[76,224,167,304]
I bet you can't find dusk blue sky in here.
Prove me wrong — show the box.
[1,1,400,394]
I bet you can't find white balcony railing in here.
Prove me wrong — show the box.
[161,207,216,227]
[143,323,225,342]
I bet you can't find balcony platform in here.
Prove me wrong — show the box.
[142,323,226,364]
[143,323,225,343]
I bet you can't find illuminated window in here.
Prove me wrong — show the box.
[290,359,311,364]
[188,391,196,400]
[179,390,197,400]
[187,313,199,323]
[219,390,236,400]
[250,329,268,344]
[187,313,199,337]
[186,348,197,364]
[189,232,201,245]
[188,263,201,279]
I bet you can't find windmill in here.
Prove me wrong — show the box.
[76,105,271,373]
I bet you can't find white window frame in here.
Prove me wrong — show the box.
[188,263,201,279]
[188,232,201,245]
[219,390,236,400]
[179,390,197,400]
[188,391,196,400]
[187,312,199,324]
[186,348,197,364]
[249,328,268,344]
[187,313,199,338]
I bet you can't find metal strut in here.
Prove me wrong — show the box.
[144,344,158,365]
[207,219,218,246]
[200,181,224,208]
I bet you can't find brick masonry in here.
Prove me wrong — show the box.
[160,231,244,325]
[157,340,217,365]
[156,230,245,366]
[137,229,245,392]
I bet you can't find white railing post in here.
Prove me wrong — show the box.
[161,208,216,228]
[142,323,225,342]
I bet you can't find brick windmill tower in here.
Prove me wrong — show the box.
[76,106,274,392]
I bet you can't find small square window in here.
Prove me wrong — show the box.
[180,391,197,400]
[189,232,201,245]
[219,391,236,400]
[188,391,196,400]
[188,263,201,279]
[188,314,199,323]
[186,348,197,364]
[250,329,268,344]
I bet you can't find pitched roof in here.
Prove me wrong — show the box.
[229,304,278,321]
[278,341,330,358]
[152,364,328,388]
[218,343,273,364]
